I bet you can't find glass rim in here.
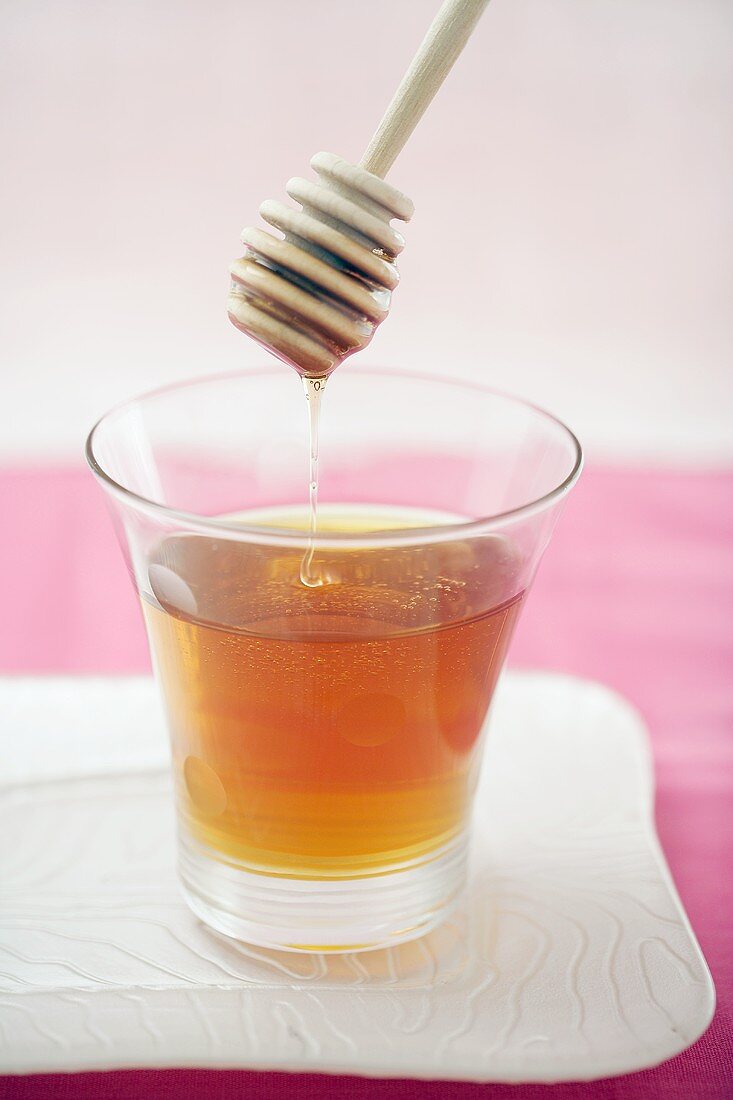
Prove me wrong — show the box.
[85,366,583,545]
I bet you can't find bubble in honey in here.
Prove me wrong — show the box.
[435,674,486,754]
[183,756,227,817]
[337,692,406,747]
[150,564,197,616]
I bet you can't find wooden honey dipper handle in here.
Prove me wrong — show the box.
[360,0,489,179]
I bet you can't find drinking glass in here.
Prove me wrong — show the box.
[86,367,581,952]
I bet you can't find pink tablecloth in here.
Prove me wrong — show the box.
[1,466,731,1099]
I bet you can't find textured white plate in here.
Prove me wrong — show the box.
[0,672,714,1082]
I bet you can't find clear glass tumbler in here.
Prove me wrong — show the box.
[86,367,581,952]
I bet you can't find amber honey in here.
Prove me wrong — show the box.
[143,508,522,878]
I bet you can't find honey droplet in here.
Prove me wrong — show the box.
[183,756,227,817]
[338,692,406,748]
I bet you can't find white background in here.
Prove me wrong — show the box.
[2,0,731,463]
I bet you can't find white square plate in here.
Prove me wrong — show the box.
[0,672,714,1082]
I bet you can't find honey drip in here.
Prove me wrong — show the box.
[300,376,326,587]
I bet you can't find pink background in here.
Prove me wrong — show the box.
[1,464,731,1097]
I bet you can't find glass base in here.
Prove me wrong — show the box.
[178,832,468,953]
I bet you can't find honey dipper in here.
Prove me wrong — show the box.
[227,0,489,379]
